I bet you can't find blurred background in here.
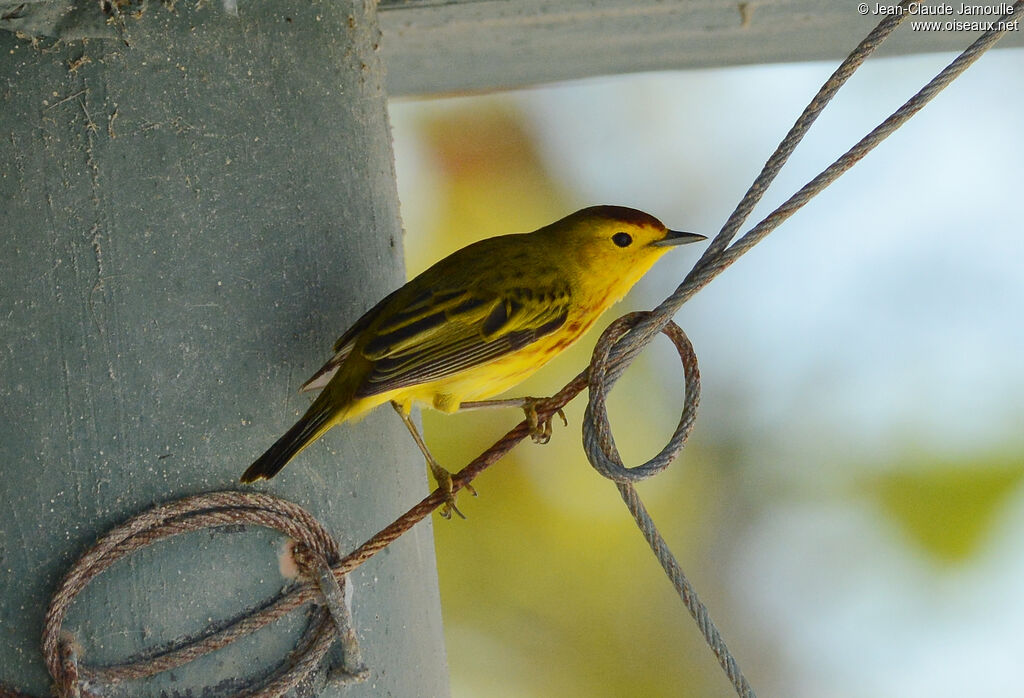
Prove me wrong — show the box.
[388,46,1024,698]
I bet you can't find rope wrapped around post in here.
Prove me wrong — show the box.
[38,491,367,698]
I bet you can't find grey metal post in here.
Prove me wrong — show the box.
[0,1,448,696]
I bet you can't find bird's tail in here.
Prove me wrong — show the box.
[240,392,341,483]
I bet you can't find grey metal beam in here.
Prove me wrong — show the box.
[377,0,1024,95]
[5,2,1019,97]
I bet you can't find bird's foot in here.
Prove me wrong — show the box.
[521,397,568,445]
[429,462,475,520]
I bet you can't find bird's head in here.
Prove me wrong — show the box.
[543,205,706,294]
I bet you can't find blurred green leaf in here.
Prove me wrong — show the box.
[867,457,1024,564]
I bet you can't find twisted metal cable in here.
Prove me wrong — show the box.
[582,313,760,695]
[615,482,754,696]
[583,313,700,483]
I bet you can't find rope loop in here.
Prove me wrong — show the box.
[39,491,365,698]
[582,312,700,483]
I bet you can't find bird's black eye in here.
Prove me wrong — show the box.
[612,232,633,247]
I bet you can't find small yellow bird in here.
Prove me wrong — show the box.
[240,206,705,517]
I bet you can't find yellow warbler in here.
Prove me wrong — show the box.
[240,206,705,516]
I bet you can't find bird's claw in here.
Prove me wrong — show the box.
[430,464,474,520]
[522,398,568,445]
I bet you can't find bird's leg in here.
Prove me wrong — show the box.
[458,397,568,445]
[390,401,474,520]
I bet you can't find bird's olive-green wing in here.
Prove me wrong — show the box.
[354,284,571,397]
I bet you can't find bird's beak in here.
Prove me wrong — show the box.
[651,229,707,247]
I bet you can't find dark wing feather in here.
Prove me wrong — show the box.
[355,284,570,398]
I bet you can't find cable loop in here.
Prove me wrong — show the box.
[583,312,700,483]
